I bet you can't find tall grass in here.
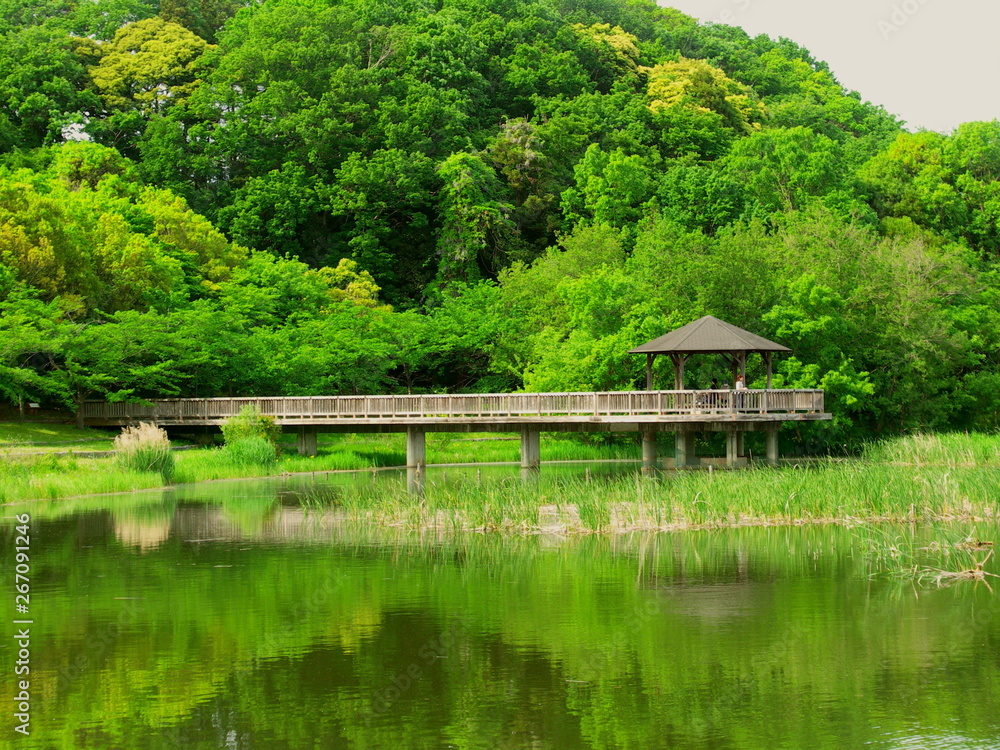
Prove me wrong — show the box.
[222,436,277,468]
[864,432,1000,467]
[219,406,279,469]
[271,457,1000,534]
[6,432,1000,533]
[113,423,175,481]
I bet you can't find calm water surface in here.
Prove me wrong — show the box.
[2,470,1000,749]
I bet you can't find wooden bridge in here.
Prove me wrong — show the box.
[82,389,830,491]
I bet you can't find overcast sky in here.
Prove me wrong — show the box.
[660,0,1000,133]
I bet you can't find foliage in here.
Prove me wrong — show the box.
[220,405,280,446]
[643,57,762,135]
[222,436,277,467]
[1,0,1000,450]
[220,405,279,466]
[112,421,175,480]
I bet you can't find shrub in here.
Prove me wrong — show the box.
[221,405,281,445]
[222,436,277,467]
[114,422,175,481]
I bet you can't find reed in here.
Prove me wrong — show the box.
[271,457,1000,534]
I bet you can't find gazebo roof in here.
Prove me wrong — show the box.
[629,315,791,355]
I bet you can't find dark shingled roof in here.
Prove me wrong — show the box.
[629,315,791,354]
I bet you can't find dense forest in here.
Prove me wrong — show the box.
[1,0,999,447]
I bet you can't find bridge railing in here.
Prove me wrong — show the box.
[81,390,825,423]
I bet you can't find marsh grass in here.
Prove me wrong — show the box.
[6,432,1000,535]
[222,436,277,468]
[114,423,175,481]
[858,524,1000,587]
[269,456,1000,535]
[0,453,161,504]
[865,432,1000,467]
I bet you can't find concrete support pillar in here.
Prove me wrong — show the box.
[766,427,779,467]
[736,431,746,458]
[297,427,318,457]
[406,427,426,496]
[642,429,658,474]
[674,431,697,469]
[726,431,739,467]
[520,427,541,471]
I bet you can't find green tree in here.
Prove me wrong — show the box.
[87,16,215,151]
[435,151,516,284]
[561,143,656,230]
[642,57,762,135]
[724,126,853,216]
[0,27,101,149]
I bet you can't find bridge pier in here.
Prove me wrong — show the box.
[642,429,658,474]
[406,426,425,496]
[726,431,741,467]
[520,427,540,472]
[674,431,697,469]
[297,427,318,457]
[765,426,779,467]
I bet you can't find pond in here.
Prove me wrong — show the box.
[3,469,1000,749]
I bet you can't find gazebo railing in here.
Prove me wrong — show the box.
[81,389,825,423]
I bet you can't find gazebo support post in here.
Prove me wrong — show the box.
[646,353,654,391]
[764,351,773,389]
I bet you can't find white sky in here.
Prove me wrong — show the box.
[660,0,1000,133]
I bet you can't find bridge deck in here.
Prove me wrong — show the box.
[82,389,830,429]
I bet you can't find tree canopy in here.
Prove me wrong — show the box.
[3,0,1000,446]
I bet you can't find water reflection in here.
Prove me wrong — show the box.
[1,470,999,749]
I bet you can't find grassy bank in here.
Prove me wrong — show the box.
[0,453,164,502]
[171,432,635,484]
[0,431,636,504]
[3,430,1000,533]
[0,421,117,453]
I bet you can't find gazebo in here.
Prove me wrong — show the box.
[629,315,791,391]
[629,316,796,469]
